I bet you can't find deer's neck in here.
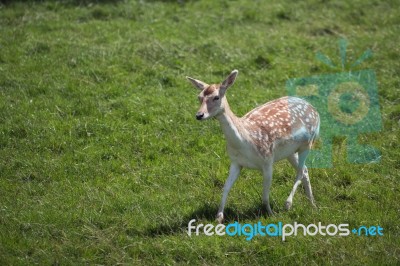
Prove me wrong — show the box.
[216,98,247,147]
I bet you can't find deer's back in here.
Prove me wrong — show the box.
[241,96,320,160]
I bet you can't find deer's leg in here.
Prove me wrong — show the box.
[285,150,311,210]
[217,163,241,223]
[262,161,274,216]
[287,152,316,208]
[300,165,316,207]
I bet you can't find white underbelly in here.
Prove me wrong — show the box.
[227,145,265,170]
[273,140,307,162]
[227,140,307,169]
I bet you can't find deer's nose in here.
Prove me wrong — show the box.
[196,112,204,120]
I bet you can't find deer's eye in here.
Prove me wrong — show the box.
[213,96,220,101]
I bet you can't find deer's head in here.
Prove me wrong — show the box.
[186,70,238,120]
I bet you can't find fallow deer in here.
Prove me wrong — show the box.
[186,70,320,223]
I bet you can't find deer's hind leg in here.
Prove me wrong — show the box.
[286,150,316,209]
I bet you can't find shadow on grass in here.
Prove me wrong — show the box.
[143,202,278,237]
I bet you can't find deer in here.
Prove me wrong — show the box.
[186,70,320,224]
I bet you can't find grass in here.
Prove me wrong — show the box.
[0,0,399,264]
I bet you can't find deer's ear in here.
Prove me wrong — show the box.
[221,69,238,90]
[186,76,209,91]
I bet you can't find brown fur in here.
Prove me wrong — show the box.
[203,84,218,96]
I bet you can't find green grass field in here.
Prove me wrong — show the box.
[1,0,399,264]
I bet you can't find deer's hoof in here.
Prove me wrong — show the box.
[216,212,224,224]
[285,201,292,210]
[311,201,317,209]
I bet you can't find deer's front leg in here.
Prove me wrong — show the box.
[217,163,241,224]
[262,161,274,216]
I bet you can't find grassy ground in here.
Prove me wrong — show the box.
[0,0,399,264]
